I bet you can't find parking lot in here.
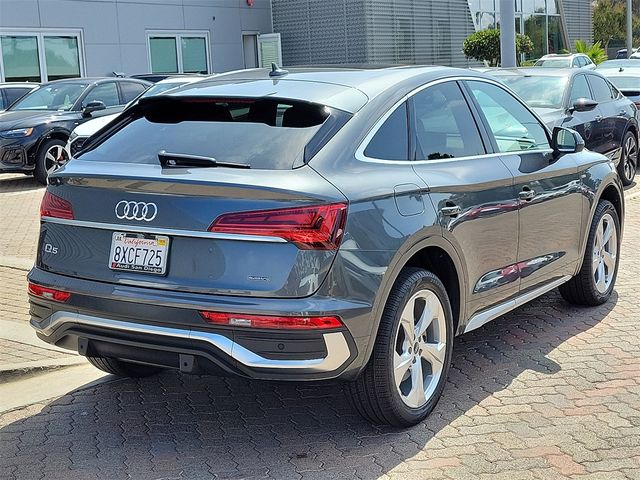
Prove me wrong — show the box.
[0,173,639,479]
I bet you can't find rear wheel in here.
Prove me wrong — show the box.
[346,268,453,426]
[559,200,620,306]
[617,131,637,186]
[35,138,68,185]
[87,356,162,378]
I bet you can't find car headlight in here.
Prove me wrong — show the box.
[0,127,34,139]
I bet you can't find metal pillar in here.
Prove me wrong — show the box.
[500,0,517,67]
[627,0,633,58]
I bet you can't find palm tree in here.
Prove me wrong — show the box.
[574,40,608,64]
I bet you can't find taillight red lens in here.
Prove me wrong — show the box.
[209,203,348,250]
[28,282,71,303]
[199,311,343,330]
[40,191,74,220]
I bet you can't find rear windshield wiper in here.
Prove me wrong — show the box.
[158,151,250,169]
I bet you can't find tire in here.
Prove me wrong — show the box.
[34,138,67,185]
[87,356,162,378]
[559,200,621,306]
[346,268,454,427]
[617,130,637,186]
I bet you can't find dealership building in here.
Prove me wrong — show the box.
[0,0,592,83]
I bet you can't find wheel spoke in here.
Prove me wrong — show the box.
[420,341,445,368]
[595,223,604,249]
[414,297,435,339]
[399,306,415,343]
[45,152,56,162]
[596,262,606,291]
[602,222,613,246]
[602,251,616,272]
[406,361,426,407]
[394,351,413,388]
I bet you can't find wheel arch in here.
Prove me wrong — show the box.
[357,235,467,376]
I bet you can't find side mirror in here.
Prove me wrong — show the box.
[552,126,585,154]
[570,97,598,113]
[82,100,106,117]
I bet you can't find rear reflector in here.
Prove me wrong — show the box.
[28,282,71,303]
[40,191,74,220]
[209,203,348,250]
[200,311,343,330]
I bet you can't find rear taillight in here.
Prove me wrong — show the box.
[40,191,74,220]
[209,203,348,250]
[28,282,71,303]
[199,311,343,330]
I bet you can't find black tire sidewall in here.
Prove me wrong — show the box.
[35,138,66,185]
[381,269,454,425]
[584,201,621,303]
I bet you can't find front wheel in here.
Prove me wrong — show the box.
[346,268,453,427]
[559,200,621,306]
[617,131,637,186]
[34,138,68,185]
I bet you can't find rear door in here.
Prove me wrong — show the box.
[465,79,582,293]
[587,74,622,158]
[77,81,123,118]
[563,73,607,154]
[409,80,520,318]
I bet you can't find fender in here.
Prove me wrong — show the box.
[574,173,624,276]
[33,127,72,155]
[354,232,468,377]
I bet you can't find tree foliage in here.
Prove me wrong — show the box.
[462,29,534,66]
[593,0,626,49]
[574,40,608,64]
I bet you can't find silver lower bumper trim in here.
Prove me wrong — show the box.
[32,311,351,373]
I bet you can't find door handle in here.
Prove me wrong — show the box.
[440,205,462,217]
[519,187,536,201]
[595,115,603,122]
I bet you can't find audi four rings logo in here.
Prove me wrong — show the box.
[115,201,158,222]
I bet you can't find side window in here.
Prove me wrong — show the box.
[0,91,5,110]
[120,82,147,104]
[467,80,550,153]
[364,102,409,160]
[83,82,120,107]
[570,75,592,104]
[588,75,614,102]
[5,87,32,106]
[572,58,581,68]
[411,82,485,160]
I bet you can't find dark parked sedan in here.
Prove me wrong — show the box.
[490,68,639,185]
[29,67,623,427]
[0,77,150,184]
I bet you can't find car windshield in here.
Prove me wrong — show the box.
[534,58,571,68]
[607,76,640,90]
[497,75,568,108]
[79,97,331,169]
[9,82,87,111]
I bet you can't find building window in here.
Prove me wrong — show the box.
[147,32,210,74]
[0,30,84,82]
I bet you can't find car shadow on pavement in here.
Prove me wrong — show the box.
[0,289,617,479]
[0,175,43,194]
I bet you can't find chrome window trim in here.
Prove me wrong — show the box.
[32,311,351,373]
[41,216,287,243]
[355,75,553,165]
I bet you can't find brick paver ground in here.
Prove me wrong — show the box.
[0,175,639,479]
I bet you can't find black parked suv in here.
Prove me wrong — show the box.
[0,77,150,184]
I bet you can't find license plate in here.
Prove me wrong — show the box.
[109,232,169,275]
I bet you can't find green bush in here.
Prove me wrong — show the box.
[463,29,534,66]
[574,40,608,64]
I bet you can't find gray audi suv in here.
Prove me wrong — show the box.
[29,66,624,427]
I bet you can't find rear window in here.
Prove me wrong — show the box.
[534,58,571,68]
[79,97,332,169]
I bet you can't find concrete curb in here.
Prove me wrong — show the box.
[0,356,87,377]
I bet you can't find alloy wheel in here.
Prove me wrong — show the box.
[623,134,637,182]
[44,144,68,175]
[592,212,617,294]
[393,289,447,408]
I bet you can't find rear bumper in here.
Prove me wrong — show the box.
[28,267,368,381]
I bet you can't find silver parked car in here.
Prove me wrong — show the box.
[29,66,624,426]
